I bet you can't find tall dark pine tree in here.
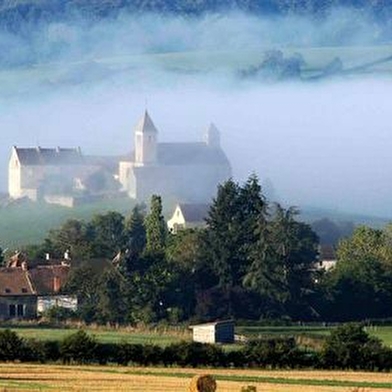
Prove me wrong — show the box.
[124,205,146,256]
[145,195,166,256]
[203,175,267,289]
[244,203,319,319]
[198,176,268,318]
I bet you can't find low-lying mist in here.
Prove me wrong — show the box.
[1,10,392,217]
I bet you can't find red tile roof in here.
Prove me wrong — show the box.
[0,265,71,297]
[0,268,34,296]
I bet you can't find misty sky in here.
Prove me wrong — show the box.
[1,11,392,217]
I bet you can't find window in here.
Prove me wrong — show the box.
[9,304,16,317]
[17,304,24,317]
[5,288,11,293]
[21,288,28,293]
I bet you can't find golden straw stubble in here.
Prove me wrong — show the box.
[189,374,217,392]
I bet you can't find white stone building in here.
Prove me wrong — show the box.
[8,111,232,205]
[119,111,232,202]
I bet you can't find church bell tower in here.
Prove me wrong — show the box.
[134,111,158,165]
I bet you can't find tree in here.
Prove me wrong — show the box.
[321,226,392,320]
[124,204,146,257]
[145,195,166,255]
[244,203,319,319]
[96,267,128,324]
[202,175,266,289]
[90,211,125,258]
[46,219,94,259]
[198,175,268,318]
[322,323,386,370]
[63,264,101,323]
[165,229,202,320]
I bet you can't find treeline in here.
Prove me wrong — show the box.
[20,175,392,324]
[2,324,392,371]
[25,175,321,324]
[0,0,390,29]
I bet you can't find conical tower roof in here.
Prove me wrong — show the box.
[134,111,158,134]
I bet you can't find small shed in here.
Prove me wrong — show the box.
[189,320,234,344]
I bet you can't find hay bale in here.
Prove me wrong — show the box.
[189,374,217,392]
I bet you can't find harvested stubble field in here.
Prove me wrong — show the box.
[1,365,392,391]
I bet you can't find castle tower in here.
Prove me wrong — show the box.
[134,111,158,165]
[204,123,221,149]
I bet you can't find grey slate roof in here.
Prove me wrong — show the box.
[179,203,210,223]
[157,143,230,165]
[15,147,84,166]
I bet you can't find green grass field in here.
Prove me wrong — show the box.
[0,326,191,346]
[3,325,392,348]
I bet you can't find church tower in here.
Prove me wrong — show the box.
[134,111,158,165]
[204,123,221,149]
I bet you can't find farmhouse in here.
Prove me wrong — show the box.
[118,111,232,202]
[167,203,210,232]
[0,253,76,319]
[189,320,235,344]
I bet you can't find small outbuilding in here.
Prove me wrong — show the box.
[189,320,235,344]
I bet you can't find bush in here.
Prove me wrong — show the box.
[116,343,144,365]
[321,323,390,370]
[0,329,25,361]
[42,306,77,322]
[164,342,225,367]
[60,330,97,364]
[243,337,299,368]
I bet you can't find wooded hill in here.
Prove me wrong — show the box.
[0,0,390,32]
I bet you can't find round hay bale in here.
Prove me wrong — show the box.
[189,374,217,392]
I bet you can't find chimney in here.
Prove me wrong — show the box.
[53,276,61,293]
[21,261,28,271]
[45,253,50,261]
[64,250,70,260]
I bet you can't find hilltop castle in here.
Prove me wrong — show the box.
[8,111,232,205]
[118,111,231,202]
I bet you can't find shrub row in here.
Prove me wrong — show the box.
[1,326,392,370]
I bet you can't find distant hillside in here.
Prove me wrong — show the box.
[300,205,391,228]
[0,0,391,32]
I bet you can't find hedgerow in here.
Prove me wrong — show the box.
[0,324,391,370]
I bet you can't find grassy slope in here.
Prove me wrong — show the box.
[0,197,135,249]
[2,44,392,96]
